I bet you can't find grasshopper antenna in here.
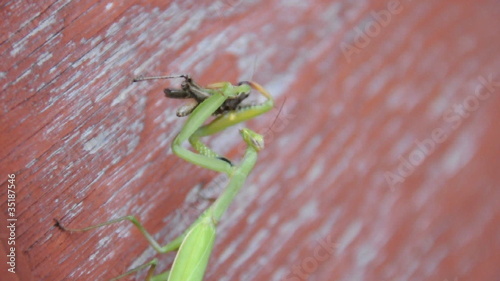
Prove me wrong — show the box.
[264,96,287,135]
[132,74,190,83]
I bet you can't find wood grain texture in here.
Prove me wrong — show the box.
[1,1,499,281]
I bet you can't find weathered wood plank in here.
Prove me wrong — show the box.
[1,1,499,280]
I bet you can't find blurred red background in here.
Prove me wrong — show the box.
[1,1,499,280]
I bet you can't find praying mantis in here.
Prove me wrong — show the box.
[56,74,274,280]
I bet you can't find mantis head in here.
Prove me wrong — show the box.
[206,81,251,98]
[240,128,264,151]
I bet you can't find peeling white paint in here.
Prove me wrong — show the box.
[10,14,57,57]
[36,51,53,66]
[336,219,362,253]
[83,129,111,154]
[441,131,476,176]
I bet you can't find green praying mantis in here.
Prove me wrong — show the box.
[56,74,274,280]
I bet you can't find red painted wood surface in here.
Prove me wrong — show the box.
[1,1,499,281]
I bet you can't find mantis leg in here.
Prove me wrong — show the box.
[107,258,159,281]
[188,81,274,164]
[109,258,170,281]
[171,93,233,174]
[55,216,184,253]
[55,213,215,281]
[55,216,186,280]
[96,257,169,281]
